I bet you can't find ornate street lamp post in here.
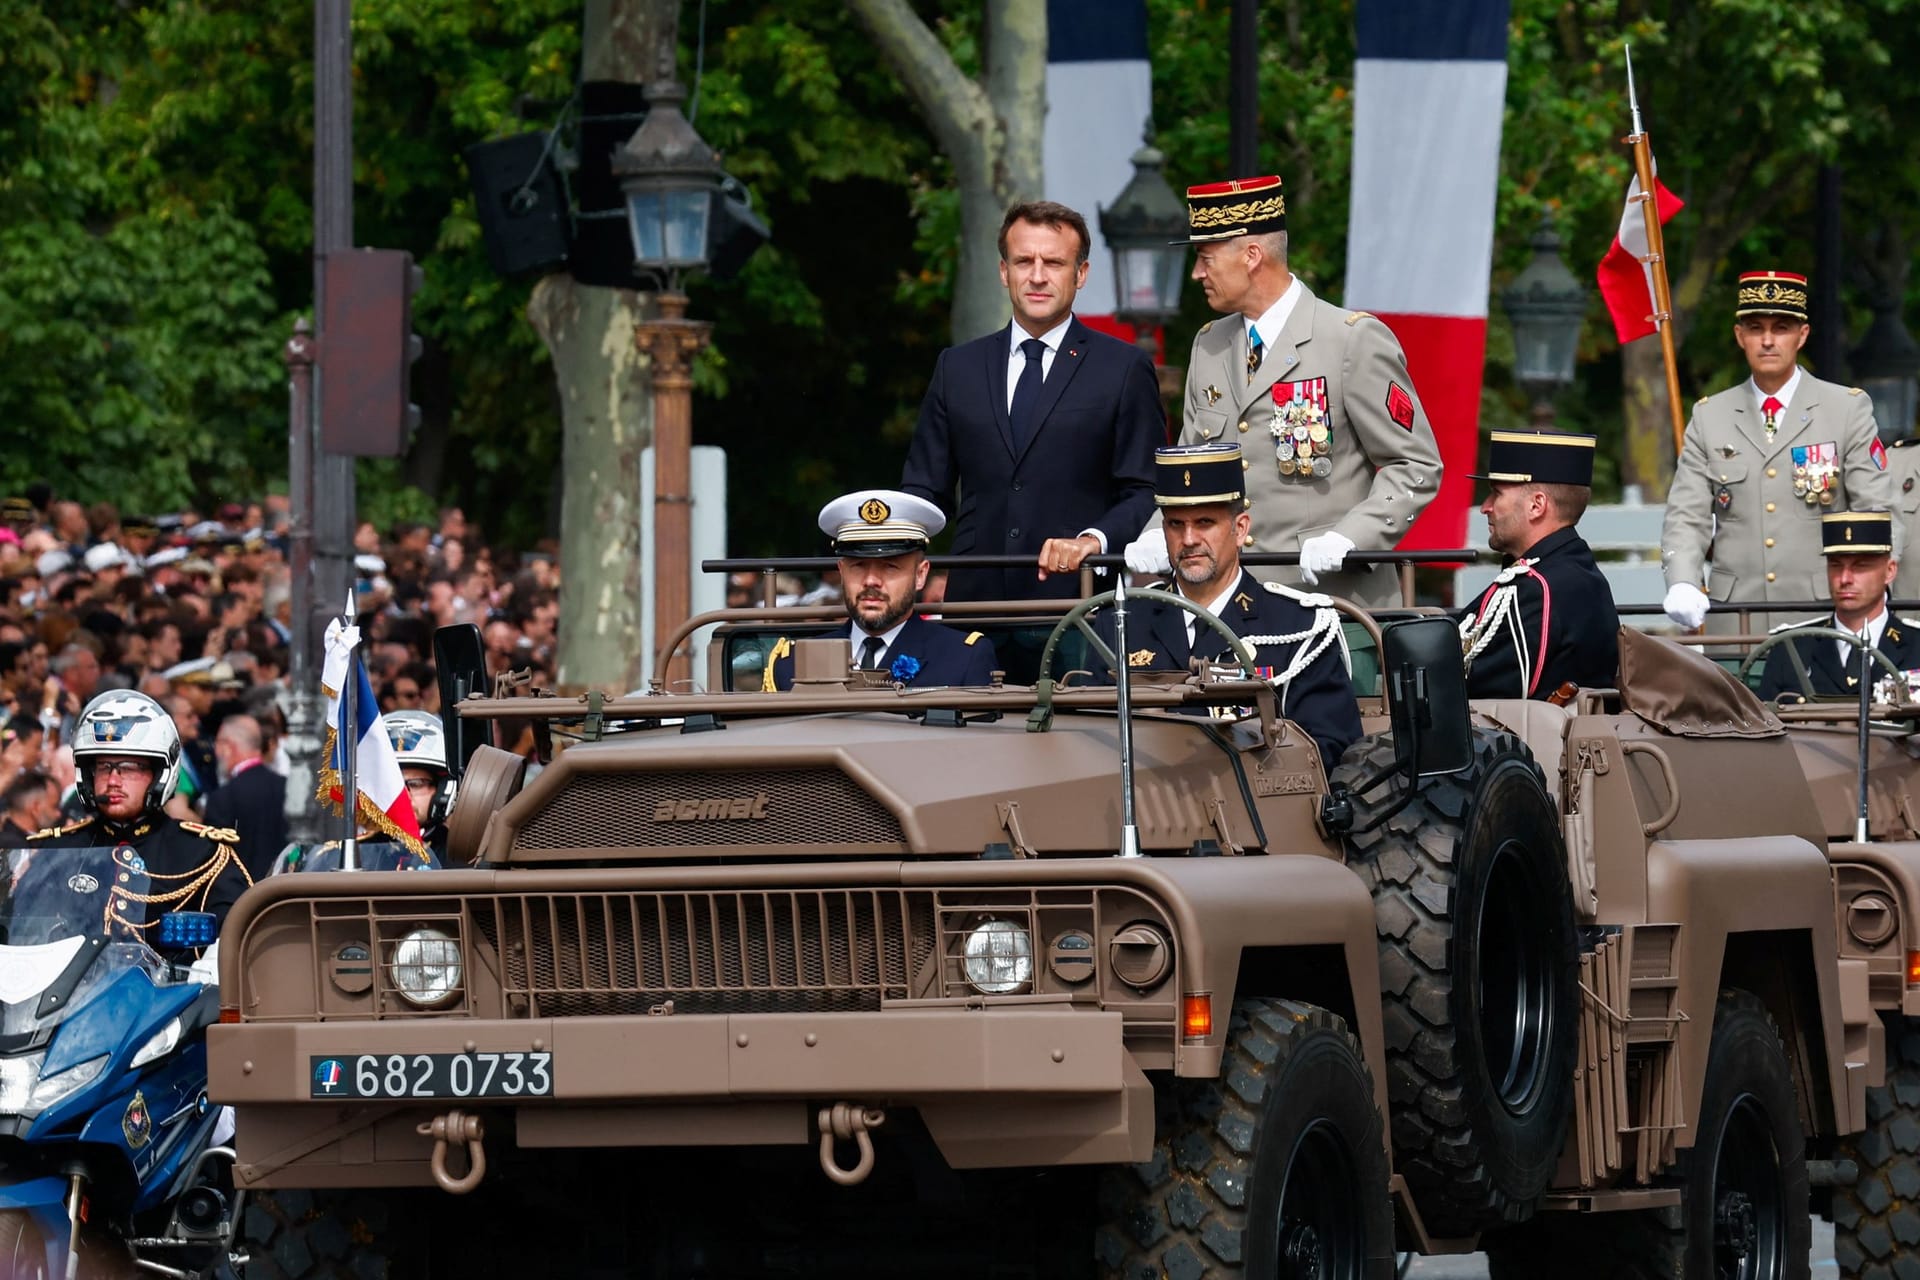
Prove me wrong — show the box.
[1501,215,1586,429]
[1098,133,1190,412]
[611,26,724,689]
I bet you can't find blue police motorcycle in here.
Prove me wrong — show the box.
[0,845,240,1279]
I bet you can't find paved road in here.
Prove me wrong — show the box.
[1404,1219,1839,1278]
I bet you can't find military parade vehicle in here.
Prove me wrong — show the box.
[204,587,1920,1279]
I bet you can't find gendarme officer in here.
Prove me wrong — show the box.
[1457,430,1619,699]
[1124,174,1442,608]
[1756,511,1920,701]
[1104,443,1362,770]
[1662,270,1896,628]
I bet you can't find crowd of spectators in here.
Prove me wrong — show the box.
[0,483,560,834]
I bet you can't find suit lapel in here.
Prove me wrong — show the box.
[986,327,1015,459]
[1144,595,1192,667]
[1016,319,1090,462]
[1245,281,1316,409]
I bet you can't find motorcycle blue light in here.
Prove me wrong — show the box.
[157,912,217,949]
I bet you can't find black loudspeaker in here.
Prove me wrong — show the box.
[707,177,770,282]
[566,81,653,289]
[464,132,571,279]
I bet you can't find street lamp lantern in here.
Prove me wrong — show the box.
[1501,214,1586,428]
[1098,136,1189,329]
[611,76,722,281]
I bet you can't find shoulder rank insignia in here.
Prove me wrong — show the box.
[1344,311,1373,326]
[1696,396,1711,407]
[963,631,985,647]
[1128,648,1156,668]
[181,821,240,844]
[761,636,794,693]
[1198,320,1213,335]
[1849,386,1867,396]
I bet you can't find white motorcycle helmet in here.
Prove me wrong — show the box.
[72,689,182,821]
[382,709,456,827]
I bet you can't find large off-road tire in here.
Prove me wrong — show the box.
[1333,728,1579,1236]
[1487,988,1810,1280]
[242,1188,425,1280]
[1095,998,1394,1279]
[0,1211,49,1280]
[1834,1015,1920,1278]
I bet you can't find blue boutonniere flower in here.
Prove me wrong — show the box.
[889,654,921,682]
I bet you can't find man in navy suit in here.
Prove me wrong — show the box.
[1757,512,1920,701]
[901,201,1163,604]
[763,490,998,691]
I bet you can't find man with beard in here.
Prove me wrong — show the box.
[1457,430,1618,699]
[26,689,251,938]
[1101,443,1361,770]
[762,490,998,691]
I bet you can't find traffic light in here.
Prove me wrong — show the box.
[320,248,425,457]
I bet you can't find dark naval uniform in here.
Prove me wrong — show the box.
[27,815,252,934]
[1756,611,1920,701]
[1458,430,1619,700]
[763,615,997,692]
[1458,526,1620,699]
[1098,569,1361,770]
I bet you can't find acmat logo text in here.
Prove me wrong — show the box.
[653,793,771,822]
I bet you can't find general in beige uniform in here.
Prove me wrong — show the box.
[1127,175,1441,610]
[1887,437,1920,601]
[1662,270,1895,625]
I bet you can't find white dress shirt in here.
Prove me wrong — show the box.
[1835,604,1888,673]
[1180,571,1247,651]
[1004,315,1074,413]
[1750,365,1804,419]
[1248,276,1305,352]
[849,617,911,670]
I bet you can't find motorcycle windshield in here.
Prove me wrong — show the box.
[0,845,162,1038]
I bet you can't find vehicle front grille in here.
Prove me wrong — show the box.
[510,769,905,854]
[474,890,939,1016]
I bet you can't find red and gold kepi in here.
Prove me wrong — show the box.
[1735,270,1809,323]
[1181,175,1286,243]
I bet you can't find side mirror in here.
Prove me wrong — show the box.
[1380,617,1473,779]
[433,623,492,779]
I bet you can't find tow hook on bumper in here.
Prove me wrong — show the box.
[417,1109,487,1194]
[816,1103,886,1187]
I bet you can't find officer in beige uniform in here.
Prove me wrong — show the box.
[1662,270,1895,629]
[1885,437,1920,601]
[1122,174,1442,609]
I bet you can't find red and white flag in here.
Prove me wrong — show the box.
[1345,0,1510,551]
[1597,172,1684,344]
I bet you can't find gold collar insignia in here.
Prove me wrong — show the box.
[1234,592,1254,612]
[1204,385,1222,406]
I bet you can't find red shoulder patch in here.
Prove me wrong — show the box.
[1386,382,1416,431]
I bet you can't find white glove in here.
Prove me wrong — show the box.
[1123,530,1171,575]
[1297,531,1355,584]
[1663,582,1710,629]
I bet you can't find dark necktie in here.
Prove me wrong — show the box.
[1247,327,1265,382]
[858,636,885,671]
[1008,337,1047,453]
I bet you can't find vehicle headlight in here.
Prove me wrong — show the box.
[0,1053,108,1117]
[390,929,463,1008]
[131,1017,184,1069]
[962,920,1033,994]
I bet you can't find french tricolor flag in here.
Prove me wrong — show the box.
[320,617,426,855]
[1044,0,1152,346]
[1345,0,1510,550]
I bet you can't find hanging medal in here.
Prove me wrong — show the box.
[1269,378,1331,480]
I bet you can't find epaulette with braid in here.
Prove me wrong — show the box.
[27,817,94,841]
[180,821,241,844]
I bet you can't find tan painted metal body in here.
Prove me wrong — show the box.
[207,613,1909,1238]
